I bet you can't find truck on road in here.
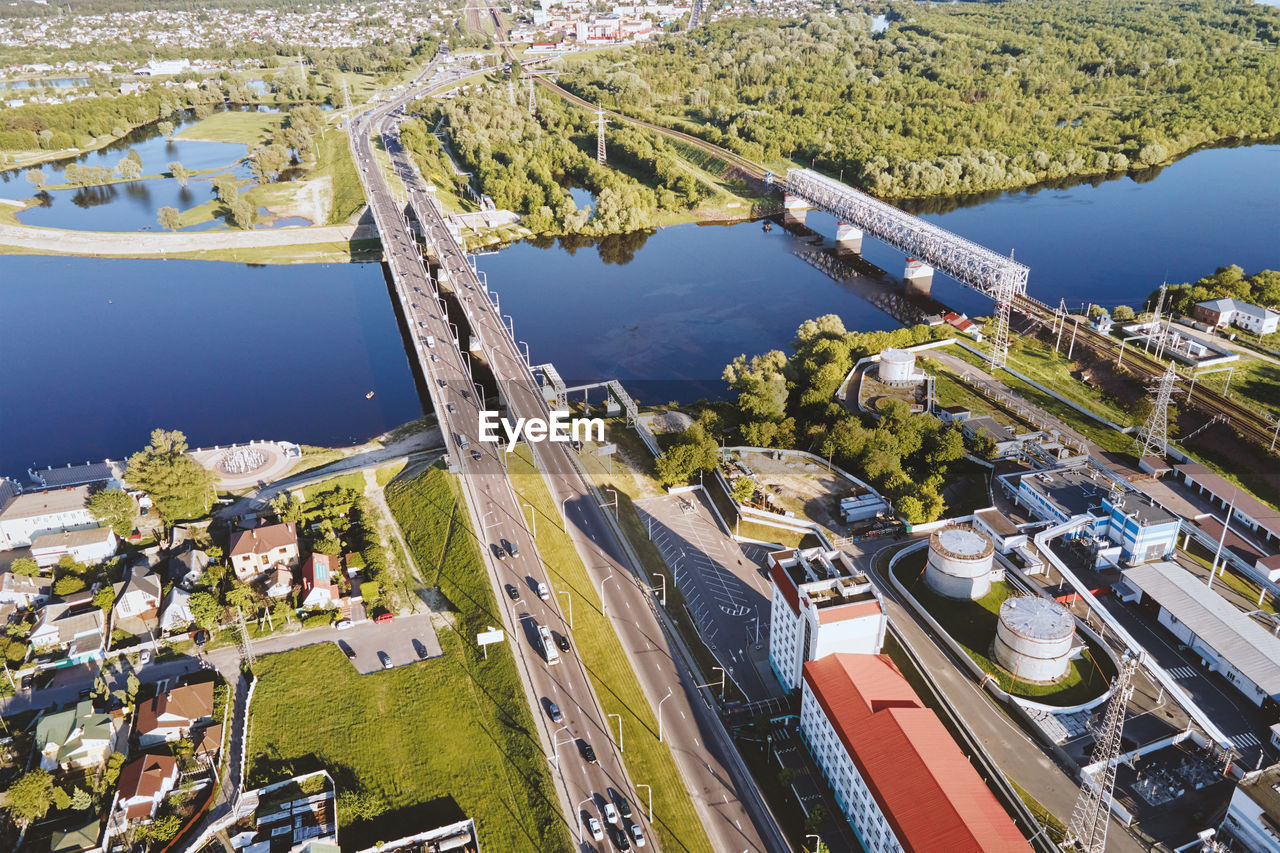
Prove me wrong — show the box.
[538,624,560,665]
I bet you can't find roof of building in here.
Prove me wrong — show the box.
[1196,298,1278,321]
[117,571,162,605]
[0,571,52,597]
[30,526,115,551]
[28,461,124,490]
[1177,463,1280,541]
[50,816,102,853]
[303,553,340,594]
[36,700,116,764]
[1236,761,1280,824]
[0,486,91,522]
[118,753,178,803]
[974,508,1020,538]
[962,416,1016,444]
[135,682,215,735]
[0,477,19,510]
[1108,493,1178,527]
[1125,561,1280,697]
[193,723,223,759]
[160,586,193,632]
[34,601,104,645]
[170,546,209,584]
[1013,465,1112,519]
[229,522,297,557]
[803,654,1031,852]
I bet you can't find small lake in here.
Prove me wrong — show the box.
[0,258,421,479]
[0,77,89,89]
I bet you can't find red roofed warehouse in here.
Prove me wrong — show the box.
[801,653,1032,852]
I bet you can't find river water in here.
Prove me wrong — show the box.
[1,142,1277,478]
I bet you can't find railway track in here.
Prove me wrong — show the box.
[1012,294,1279,454]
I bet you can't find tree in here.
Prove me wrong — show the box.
[158,206,182,231]
[227,196,256,229]
[654,425,719,487]
[225,582,261,613]
[149,814,182,843]
[69,787,93,811]
[731,477,755,505]
[313,536,342,555]
[54,576,86,596]
[93,586,116,613]
[25,169,45,189]
[125,428,216,523]
[10,557,41,576]
[5,769,54,825]
[189,591,222,629]
[270,493,306,523]
[88,488,135,537]
[1112,305,1136,322]
[167,161,188,186]
[116,156,143,180]
[158,120,175,137]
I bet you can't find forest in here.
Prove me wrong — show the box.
[404,82,715,236]
[559,0,1280,199]
[1140,265,1280,317]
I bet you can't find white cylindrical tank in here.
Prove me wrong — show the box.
[994,596,1075,683]
[878,348,916,385]
[925,527,995,599]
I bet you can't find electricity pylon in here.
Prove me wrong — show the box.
[1067,654,1139,853]
[1137,362,1177,458]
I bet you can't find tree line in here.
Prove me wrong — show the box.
[559,0,1280,200]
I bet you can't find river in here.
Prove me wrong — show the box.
[1,142,1277,479]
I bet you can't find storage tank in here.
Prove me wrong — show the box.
[925,527,995,600]
[994,596,1075,683]
[877,348,916,385]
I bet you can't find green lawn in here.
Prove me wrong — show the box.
[248,464,570,852]
[504,447,715,853]
[893,550,1114,705]
[314,120,365,225]
[175,111,284,146]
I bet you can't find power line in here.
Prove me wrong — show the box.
[1137,361,1177,458]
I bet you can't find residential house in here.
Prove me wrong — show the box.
[135,682,214,747]
[35,700,120,770]
[114,572,162,620]
[30,593,106,664]
[1194,298,1280,336]
[300,553,341,609]
[228,522,298,582]
[266,564,294,598]
[192,723,224,762]
[0,485,95,550]
[115,753,179,823]
[169,545,209,588]
[0,570,52,608]
[159,586,193,634]
[31,526,118,568]
[50,816,103,853]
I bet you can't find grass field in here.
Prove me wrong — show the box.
[315,121,366,225]
[175,111,284,146]
[248,464,570,852]
[893,550,1114,705]
[504,447,715,853]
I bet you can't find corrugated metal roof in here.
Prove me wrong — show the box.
[803,654,1031,852]
[1125,561,1280,697]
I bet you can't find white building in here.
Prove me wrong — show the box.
[1195,298,1280,336]
[30,525,117,568]
[0,485,97,550]
[800,653,1033,852]
[0,571,53,608]
[1221,762,1280,853]
[768,547,886,692]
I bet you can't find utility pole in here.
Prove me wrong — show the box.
[1137,362,1176,458]
[235,606,255,671]
[990,267,1015,370]
[1054,298,1067,353]
[1146,282,1167,355]
[596,105,607,165]
[1067,654,1139,853]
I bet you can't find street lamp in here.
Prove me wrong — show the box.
[712,666,726,701]
[548,724,573,767]
[608,713,623,752]
[561,495,572,526]
[635,784,652,822]
[653,573,666,606]
[601,488,618,519]
[522,501,536,537]
[805,834,822,852]
[600,571,616,616]
[658,686,673,742]
[557,590,573,629]
[577,798,593,844]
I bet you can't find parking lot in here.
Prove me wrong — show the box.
[636,489,783,701]
[330,612,443,675]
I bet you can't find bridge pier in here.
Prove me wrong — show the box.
[904,258,934,295]
[835,221,863,254]
[783,193,809,225]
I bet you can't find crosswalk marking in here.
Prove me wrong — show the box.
[1166,665,1197,679]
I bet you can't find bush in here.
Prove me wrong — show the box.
[53,576,86,596]
[302,611,336,628]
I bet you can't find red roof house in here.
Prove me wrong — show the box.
[116,753,179,822]
[300,553,341,609]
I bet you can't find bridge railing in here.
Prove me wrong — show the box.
[785,168,1028,299]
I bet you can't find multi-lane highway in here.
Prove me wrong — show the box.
[348,55,785,853]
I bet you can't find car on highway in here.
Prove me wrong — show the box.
[438,378,447,387]
[544,699,562,723]
[460,388,471,398]
[502,538,518,557]
[470,449,482,461]
[491,543,507,561]
[586,816,603,842]
[377,651,393,669]
[553,631,570,653]
[612,825,631,850]
[604,803,619,825]
[505,584,521,601]
[629,824,646,848]
[446,403,455,413]
[536,582,549,601]
[430,353,439,363]
[454,433,469,449]
[609,789,631,820]
[578,739,597,763]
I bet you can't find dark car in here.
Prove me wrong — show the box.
[460,388,471,399]
[553,632,570,653]
[491,543,507,561]
[578,739,597,764]
[611,824,631,851]
[505,583,522,602]
[544,699,563,724]
[412,639,429,659]
[470,449,482,461]
[609,788,632,820]
[338,640,356,659]
[377,651,393,669]
[193,630,208,647]
[502,538,518,558]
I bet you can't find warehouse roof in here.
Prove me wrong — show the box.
[1177,464,1280,543]
[803,654,1031,853]
[1124,561,1280,698]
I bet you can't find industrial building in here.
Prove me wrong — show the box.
[1177,463,1280,552]
[1116,561,1280,718]
[1221,762,1280,853]
[993,596,1076,683]
[1001,462,1181,567]
[924,526,999,600]
[800,653,1033,853]
[840,486,890,523]
[768,548,887,692]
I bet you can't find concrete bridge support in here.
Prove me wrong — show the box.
[783,193,809,225]
[835,221,863,253]
[904,258,934,295]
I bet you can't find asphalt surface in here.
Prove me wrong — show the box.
[348,54,785,853]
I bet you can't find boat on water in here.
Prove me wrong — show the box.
[365,391,375,400]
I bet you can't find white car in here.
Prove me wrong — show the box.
[630,824,646,847]
[604,803,619,825]
[587,817,603,841]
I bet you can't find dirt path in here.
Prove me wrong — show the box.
[0,219,375,257]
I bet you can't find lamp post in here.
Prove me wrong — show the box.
[561,495,572,526]
[805,834,822,853]
[600,571,616,616]
[653,573,666,606]
[658,686,673,742]
[522,502,536,537]
[577,798,593,844]
[602,488,618,519]
[712,666,726,701]
[608,713,623,752]
[558,590,573,629]
[635,784,652,822]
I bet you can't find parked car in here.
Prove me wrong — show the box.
[338,640,356,659]
[377,651,393,669]
[375,612,394,624]
[412,639,428,659]
[336,619,354,630]
[629,823,646,847]
[587,816,603,842]
[604,803,619,825]
[193,630,208,647]
[140,650,152,666]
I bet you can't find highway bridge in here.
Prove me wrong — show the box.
[348,55,786,853]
